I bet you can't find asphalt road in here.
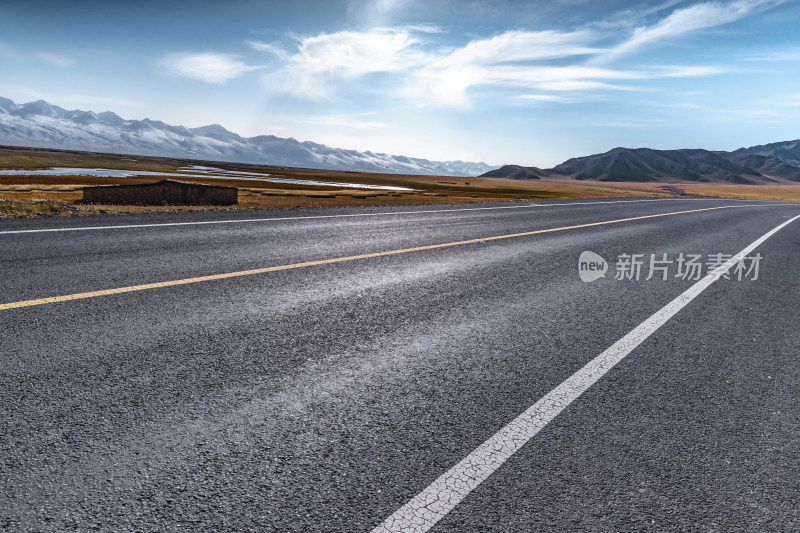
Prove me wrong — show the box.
[1,198,799,532]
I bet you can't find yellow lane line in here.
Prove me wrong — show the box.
[0,205,740,311]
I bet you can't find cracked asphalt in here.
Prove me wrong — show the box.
[1,198,798,532]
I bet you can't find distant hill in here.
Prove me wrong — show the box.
[0,97,493,177]
[723,152,800,181]
[480,164,546,180]
[734,139,800,166]
[482,143,800,184]
[551,147,768,184]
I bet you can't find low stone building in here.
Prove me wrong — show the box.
[83,179,237,206]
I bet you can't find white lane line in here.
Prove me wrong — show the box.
[0,198,724,235]
[371,214,800,533]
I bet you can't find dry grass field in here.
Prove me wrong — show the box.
[1,146,798,217]
[676,183,800,202]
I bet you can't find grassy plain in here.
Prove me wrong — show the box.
[1,146,798,217]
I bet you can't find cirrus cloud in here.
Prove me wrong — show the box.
[160,52,262,84]
[595,0,784,63]
[266,27,429,99]
[203,0,768,105]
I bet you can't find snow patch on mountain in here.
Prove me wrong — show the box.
[0,98,492,176]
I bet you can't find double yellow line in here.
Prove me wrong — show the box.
[0,205,737,311]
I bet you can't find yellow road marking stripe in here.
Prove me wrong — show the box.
[0,205,739,311]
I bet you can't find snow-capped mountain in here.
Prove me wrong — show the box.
[0,97,492,176]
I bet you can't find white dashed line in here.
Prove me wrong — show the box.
[0,198,720,235]
[371,214,800,533]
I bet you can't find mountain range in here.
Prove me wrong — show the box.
[481,142,800,184]
[0,97,493,176]
[3,97,798,184]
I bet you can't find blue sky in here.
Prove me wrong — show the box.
[1,0,799,167]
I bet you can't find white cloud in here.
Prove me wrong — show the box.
[590,0,684,30]
[405,51,726,107]
[655,65,730,77]
[402,24,443,34]
[247,40,290,60]
[401,31,679,107]
[440,30,600,66]
[744,48,800,62]
[268,28,429,98]
[253,21,731,107]
[294,28,424,76]
[36,52,74,68]
[160,52,262,84]
[528,79,629,92]
[518,94,566,101]
[596,0,782,63]
[404,30,603,107]
[516,94,576,104]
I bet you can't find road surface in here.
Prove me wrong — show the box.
[1,198,798,531]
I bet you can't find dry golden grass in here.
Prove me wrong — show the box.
[0,184,84,192]
[0,199,79,217]
[1,146,797,217]
[0,146,183,173]
[677,183,800,202]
